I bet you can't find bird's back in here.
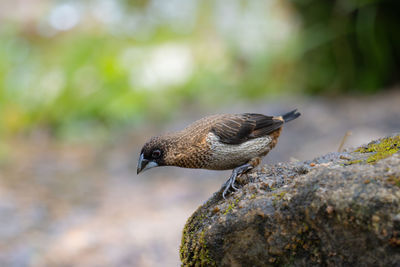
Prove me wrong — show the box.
[176,113,282,141]
[173,114,223,143]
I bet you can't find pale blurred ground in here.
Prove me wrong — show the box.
[0,90,399,267]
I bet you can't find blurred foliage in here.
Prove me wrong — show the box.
[290,0,400,94]
[0,0,398,139]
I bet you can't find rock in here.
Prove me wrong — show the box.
[180,135,400,266]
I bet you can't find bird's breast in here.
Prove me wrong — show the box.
[204,132,273,170]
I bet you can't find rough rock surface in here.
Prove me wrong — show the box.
[180,135,400,266]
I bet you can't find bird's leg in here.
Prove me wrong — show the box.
[222,163,253,199]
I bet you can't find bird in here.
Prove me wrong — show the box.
[137,109,300,198]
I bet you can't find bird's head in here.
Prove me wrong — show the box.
[137,136,168,174]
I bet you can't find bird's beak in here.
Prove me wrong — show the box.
[137,153,159,174]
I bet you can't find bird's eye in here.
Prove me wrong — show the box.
[152,149,161,159]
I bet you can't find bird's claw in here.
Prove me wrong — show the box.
[221,163,253,199]
[231,183,238,191]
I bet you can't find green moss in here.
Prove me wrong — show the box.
[346,136,400,165]
[223,204,235,215]
[180,204,216,266]
[197,231,214,265]
[223,198,240,215]
[357,136,400,163]
[345,159,363,165]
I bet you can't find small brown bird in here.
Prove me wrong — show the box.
[137,109,300,198]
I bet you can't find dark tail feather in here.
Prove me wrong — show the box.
[282,109,301,123]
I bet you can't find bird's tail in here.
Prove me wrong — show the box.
[282,109,301,123]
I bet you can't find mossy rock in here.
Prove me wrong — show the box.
[180,135,400,266]
[355,135,400,163]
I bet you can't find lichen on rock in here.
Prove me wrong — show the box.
[355,135,400,163]
[180,135,400,266]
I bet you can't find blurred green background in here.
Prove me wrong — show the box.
[1,0,398,140]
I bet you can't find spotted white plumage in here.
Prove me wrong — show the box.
[205,132,272,170]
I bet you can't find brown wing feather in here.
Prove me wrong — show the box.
[211,113,283,144]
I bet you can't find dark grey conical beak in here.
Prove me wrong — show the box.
[137,153,158,174]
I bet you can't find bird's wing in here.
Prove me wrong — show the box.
[211,113,284,145]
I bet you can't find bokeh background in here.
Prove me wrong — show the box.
[0,0,399,266]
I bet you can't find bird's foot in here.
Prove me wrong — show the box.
[222,163,253,199]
